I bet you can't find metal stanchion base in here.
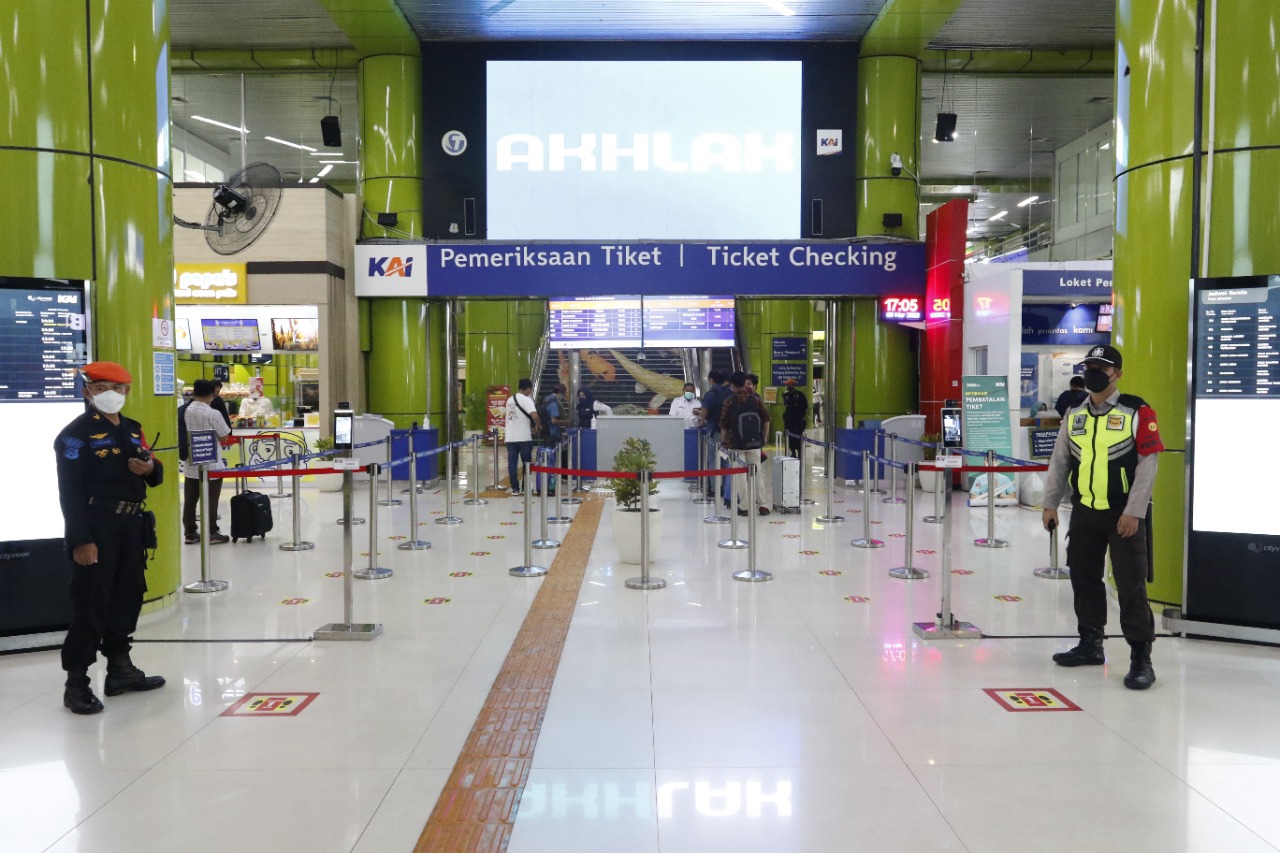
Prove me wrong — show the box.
[435,516,464,525]
[801,498,816,505]
[717,538,748,549]
[816,514,846,524]
[563,497,583,505]
[692,496,714,505]
[400,487,426,494]
[704,514,731,524]
[183,579,229,594]
[921,515,941,524]
[882,496,906,505]
[270,492,292,499]
[974,538,1009,548]
[532,538,561,549]
[279,541,315,552]
[573,485,591,493]
[509,565,548,577]
[625,576,667,590]
[336,517,367,526]
[378,498,404,507]
[397,540,431,550]
[851,538,885,549]
[733,569,773,583]
[354,567,394,580]
[314,622,383,641]
[868,487,887,495]
[912,620,982,640]
[547,515,572,524]
[463,498,489,506]
[889,566,929,579]
[1034,567,1071,579]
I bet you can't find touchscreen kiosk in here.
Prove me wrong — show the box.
[941,407,963,448]
[333,402,354,451]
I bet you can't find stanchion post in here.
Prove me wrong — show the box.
[491,428,505,491]
[913,461,981,639]
[315,469,383,640]
[465,435,487,506]
[436,440,463,524]
[519,460,555,565]
[974,450,1009,548]
[184,463,228,593]
[1034,518,1070,579]
[883,434,905,504]
[279,472,314,551]
[717,452,747,549]
[544,444,571,524]
[573,427,590,494]
[868,431,887,495]
[379,434,401,506]
[733,461,773,582]
[532,455,560,548]
[851,449,885,549]
[799,433,815,505]
[692,430,712,504]
[922,446,944,524]
[704,436,730,524]
[397,435,430,550]
[816,442,844,524]
[271,434,290,498]
[889,463,927,579]
[564,432,583,504]
[626,470,666,590]
[355,463,394,579]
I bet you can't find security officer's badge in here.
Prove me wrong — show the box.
[62,437,83,459]
[1070,413,1087,435]
[1106,414,1125,430]
[90,434,116,457]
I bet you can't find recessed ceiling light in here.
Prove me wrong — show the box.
[191,115,247,133]
[988,210,1008,221]
[266,135,317,152]
[316,165,333,178]
[1017,196,1039,207]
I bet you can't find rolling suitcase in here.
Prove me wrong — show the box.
[230,490,273,542]
[772,454,801,513]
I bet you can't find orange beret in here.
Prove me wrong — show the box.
[82,361,132,384]
[784,379,797,386]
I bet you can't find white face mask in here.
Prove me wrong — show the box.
[91,389,127,414]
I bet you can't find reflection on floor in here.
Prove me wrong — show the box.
[3,464,1280,853]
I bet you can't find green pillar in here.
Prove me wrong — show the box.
[367,299,428,429]
[463,301,544,409]
[1115,0,1280,604]
[742,300,816,433]
[0,2,180,602]
[855,55,921,242]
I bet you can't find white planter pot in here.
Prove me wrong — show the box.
[317,473,345,492]
[612,506,663,565]
[918,468,944,493]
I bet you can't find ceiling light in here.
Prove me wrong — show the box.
[266,135,316,152]
[183,170,204,180]
[191,115,247,133]
[1100,141,1111,150]
[988,210,1008,221]
[316,165,333,178]
[308,177,320,184]
[1017,196,1039,207]
[759,0,796,15]
[318,160,357,165]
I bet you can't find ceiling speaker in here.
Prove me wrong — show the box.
[934,112,958,143]
[320,115,342,148]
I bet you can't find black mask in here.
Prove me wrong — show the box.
[1083,367,1112,393]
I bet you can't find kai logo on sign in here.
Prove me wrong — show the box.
[368,256,414,277]
[816,129,843,156]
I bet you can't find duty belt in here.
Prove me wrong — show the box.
[88,498,142,516]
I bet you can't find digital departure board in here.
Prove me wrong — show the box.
[548,296,642,349]
[642,295,735,347]
[1187,275,1280,631]
[0,286,86,402]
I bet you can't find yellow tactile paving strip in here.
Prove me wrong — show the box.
[413,493,605,853]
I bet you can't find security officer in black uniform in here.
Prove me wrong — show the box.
[1041,345,1163,690]
[54,361,166,714]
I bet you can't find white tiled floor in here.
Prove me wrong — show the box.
[4,463,1280,853]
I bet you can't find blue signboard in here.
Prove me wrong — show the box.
[424,241,924,297]
[188,429,219,465]
[1029,427,1059,458]
[1019,352,1039,409]
[771,336,808,361]
[771,363,808,386]
[152,351,174,396]
[1021,304,1109,346]
[1022,269,1112,297]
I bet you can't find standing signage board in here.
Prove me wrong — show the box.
[961,375,1017,505]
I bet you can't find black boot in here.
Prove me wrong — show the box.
[63,670,104,715]
[104,655,165,697]
[1052,626,1106,667]
[1123,641,1156,690]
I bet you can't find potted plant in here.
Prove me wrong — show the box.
[917,431,945,493]
[609,437,662,565]
[313,436,344,492]
[462,391,488,434]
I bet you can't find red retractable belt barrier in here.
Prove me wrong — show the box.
[529,464,747,480]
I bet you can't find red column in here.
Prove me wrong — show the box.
[920,199,968,433]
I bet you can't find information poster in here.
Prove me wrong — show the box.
[961,375,1017,504]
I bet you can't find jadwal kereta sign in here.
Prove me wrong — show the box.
[411,242,923,297]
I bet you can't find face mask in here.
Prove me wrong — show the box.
[684,392,694,400]
[1082,368,1112,394]
[91,389,127,414]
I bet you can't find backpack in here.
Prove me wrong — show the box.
[729,398,764,450]
[177,401,192,461]
[537,394,559,442]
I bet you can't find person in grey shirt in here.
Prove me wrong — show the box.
[182,379,232,544]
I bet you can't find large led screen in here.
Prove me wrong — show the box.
[642,295,736,347]
[486,61,802,240]
[549,296,643,349]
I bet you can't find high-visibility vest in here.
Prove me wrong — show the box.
[1064,394,1149,511]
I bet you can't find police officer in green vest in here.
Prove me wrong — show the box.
[1041,345,1164,690]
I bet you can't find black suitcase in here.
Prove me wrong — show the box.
[230,490,273,542]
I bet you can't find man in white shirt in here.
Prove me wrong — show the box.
[182,379,232,544]
[668,383,703,428]
[504,378,541,495]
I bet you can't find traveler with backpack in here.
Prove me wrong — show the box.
[181,379,231,544]
[504,378,541,496]
[719,371,771,516]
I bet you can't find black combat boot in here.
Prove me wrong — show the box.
[64,670,104,715]
[104,654,166,697]
[1123,641,1156,690]
[1052,626,1106,667]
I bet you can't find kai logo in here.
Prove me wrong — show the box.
[57,293,78,304]
[368,256,414,278]
[816,129,843,156]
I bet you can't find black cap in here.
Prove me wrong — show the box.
[1082,344,1122,369]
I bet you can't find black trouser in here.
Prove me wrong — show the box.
[784,422,804,457]
[183,477,224,537]
[62,507,147,672]
[1065,501,1155,643]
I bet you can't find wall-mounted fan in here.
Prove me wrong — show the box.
[175,162,284,255]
